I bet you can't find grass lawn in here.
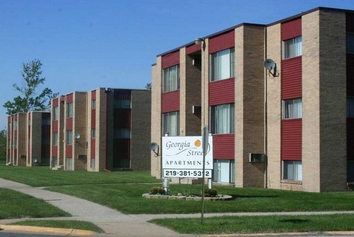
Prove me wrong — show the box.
[0,188,70,219]
[46,183,354,214]
[0,165,158,187]
[11,220,104,233]
[150,214,354,234]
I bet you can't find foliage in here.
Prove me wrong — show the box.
[204,188,218,197]
[3,59,59,115]
[0,129,6,160]
[145,82,152,90]
[150,186,165,195]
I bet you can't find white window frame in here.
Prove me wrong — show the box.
[212,159,235,183]
[67,103,73,118]
[210,103,235,134]
[52,132,58,146]
[163,65,180,92]
[283,98,302,119]
[347,33,354,54]
[282,160,302,181]
[53,107,58,120]
[66,130,73,145]
[162,111,180,136]
[282,36,302,59]
[210,48,235,81]
[348,97,354,118]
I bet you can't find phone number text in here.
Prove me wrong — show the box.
[164,170,212,178]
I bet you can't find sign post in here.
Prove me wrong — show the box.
[201,126,208,224]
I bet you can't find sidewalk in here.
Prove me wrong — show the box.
[1,178,354,237]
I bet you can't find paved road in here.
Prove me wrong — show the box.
[1,178,354,237]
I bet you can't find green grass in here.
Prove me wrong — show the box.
[150,214,354,234]
[11,220,104,233]
[45,183,354,214]
[0,188,70,219]
[0,165,158,187]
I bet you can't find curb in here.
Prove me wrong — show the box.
[201,231,354,237]
[0,224,97,236]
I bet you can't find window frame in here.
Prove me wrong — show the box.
[162,65,180,93]
[66,130,73,145]
[53,107,58,120]
[210,48,235,81]
[282,160,302,181]
[282,36,302,59]
[162,111,180,136]
[67,103,73,118]
[91,100,96,109]
[52,132,58,146]
[210,103,235,134]
[282,98,302,119]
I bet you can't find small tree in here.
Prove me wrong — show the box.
[145,83,152,90]
[3,59,58,115]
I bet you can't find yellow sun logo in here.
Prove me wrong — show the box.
[194,139,201,147]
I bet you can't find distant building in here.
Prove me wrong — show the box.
[6,111,51,166]
[50,88,151,171]
[151,7,354,192]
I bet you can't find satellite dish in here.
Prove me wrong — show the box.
[150,142,159,156]
[264,59,279,77]
[75,134,81,140]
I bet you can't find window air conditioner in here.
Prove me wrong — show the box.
[249,153,265,163]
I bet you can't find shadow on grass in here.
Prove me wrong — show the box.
[280,219,310,223]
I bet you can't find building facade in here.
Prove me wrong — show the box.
[151,7,354,192]
[6,111,51,166]
[50,88,151,172]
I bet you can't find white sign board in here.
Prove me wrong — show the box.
[162,135,213,171]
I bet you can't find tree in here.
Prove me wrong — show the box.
[0,129,6,160]
[145,83,152,90]
[3,59,59,115]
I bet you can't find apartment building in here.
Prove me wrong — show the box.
[151,7,354,192]
[50,88,151,172]
[6,111,51,166]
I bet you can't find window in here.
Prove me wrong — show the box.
[283,98,302,119]
[163,65,180,92]
[42,117,51,126]
[91,129,96,139]
[210,104,235,134]
[210,48,235,81]
[114,128,130,139]
[65,158,73,171]
[91,100,96,109]
[52,132,58,146]
[114,99,131,109]
[283,160,302,181]
[347,33,354,54]
[283,36,302,59]
[66,130,73,145]
[53,107,58,120]
[162,111,180,136]
[67,103,73,118]
[90,159,96,168]
[213,160,234,183]
[14,140,17,149]
[348,97,354,118]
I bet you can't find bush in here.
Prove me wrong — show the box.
[149,186,165,195]
[204,188,218,197]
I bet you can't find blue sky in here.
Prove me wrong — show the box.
[1,0,353,129]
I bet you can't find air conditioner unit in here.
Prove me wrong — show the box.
[192,105,201,114]
[249,153,265,163]
[77,155,87,160]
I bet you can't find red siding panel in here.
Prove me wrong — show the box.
[53,98,58,107]
[66,118,73,130]
[282,57,302,99]
[347,13,354,32]
[66,146,72,158]
[162,51,180,69]
[282,119,302,161]
[209,30,235,54]
[186,44,201,54]
[209,78,235,106]
[281,18,302,40]
[347,55,354,96]
[213,134,235,159]
[348,119,354,160]
[52,146,58,157]
[66,93,73,103]
[53,120,58,132]
[91,139,95,159]
[92,90,96,100]
[162,90,180,113]
[91,109,96,128]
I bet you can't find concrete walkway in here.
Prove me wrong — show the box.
[1,178,354,237]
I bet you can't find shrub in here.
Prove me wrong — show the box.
[204,188,218,197]
[149,186,165,195]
